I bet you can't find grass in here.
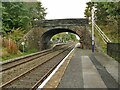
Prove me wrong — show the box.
[1,48,38,61]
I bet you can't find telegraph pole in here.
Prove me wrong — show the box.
[92,7,94,52]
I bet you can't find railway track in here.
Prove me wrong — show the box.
[1,44,74,89]
[1,44,68,72]
[1,44,69,84]
[1,50,53,72]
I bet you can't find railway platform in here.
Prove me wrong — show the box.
[42,48,119,89]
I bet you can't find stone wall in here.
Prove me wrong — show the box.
[19,19,91,51]
[32,18,88,27]
[19,27,47,51]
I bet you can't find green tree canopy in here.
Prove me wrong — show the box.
[1,2,46,35]
[51,32,78,43]
[84,2,119,24]
[84,2,120,42]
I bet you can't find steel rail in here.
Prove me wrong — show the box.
[1,44,68,72]
[1,45,73,88]
[32,46,73,90]
[31,52,68,90]
[1,50,53,72]
[1,43,68,65]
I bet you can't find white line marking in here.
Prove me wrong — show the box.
[36,47,75,90]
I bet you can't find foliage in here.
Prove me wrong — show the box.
[2,38,18,54]
[1,2,46,35]
[84,2,119,62]
[84,2,94,20]
[51,32,78,44]
[84,2,119,42]
[1,48,38,61]
[1,2,46,61]
[84,2,119,23]
[4,28,24,41]
[1,35,38,61]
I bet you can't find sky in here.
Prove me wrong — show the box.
[40,0,90,19]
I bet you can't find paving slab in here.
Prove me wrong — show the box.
[58,48,84,88]
[82,56,106,88]
[93,52,119,83]
[58,48,119,88]
[90,53,119,88]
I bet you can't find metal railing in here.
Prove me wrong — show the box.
[94,23,111,44]
[94,23,119,62]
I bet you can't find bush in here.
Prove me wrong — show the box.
[2,38,18,54]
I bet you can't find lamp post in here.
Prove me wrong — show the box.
[21,42,25,53]
[92,7,95,52]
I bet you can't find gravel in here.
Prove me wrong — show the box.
[2,50,63,84]
[4,48,72,88]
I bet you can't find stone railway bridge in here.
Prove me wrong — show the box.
[20,18,91,51]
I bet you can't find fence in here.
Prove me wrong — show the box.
[107,43,120,62]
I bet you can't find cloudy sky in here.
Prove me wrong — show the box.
[41,0,90,19]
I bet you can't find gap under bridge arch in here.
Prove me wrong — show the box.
[40,28,81,50]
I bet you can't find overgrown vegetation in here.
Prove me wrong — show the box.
[84,2,119,43]
[0,1,47,61]
[84,2,120,61]
[1,2,46,34]
[2,48,38,61]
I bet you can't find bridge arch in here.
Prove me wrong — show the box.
[20,19,91,51]
[40,28,81,50]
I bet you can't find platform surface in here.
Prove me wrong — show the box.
[57,48,119,88]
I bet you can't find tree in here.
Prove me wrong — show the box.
[24,2,46,21]
[84,2,119,25]
[84,2,119,42]
[95,2,109,25]
[51,32,78,43]
[84,2,94,20]
[2,2,29,32]
[1,2,46,35]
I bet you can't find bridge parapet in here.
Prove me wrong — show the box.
[32,18,88,27]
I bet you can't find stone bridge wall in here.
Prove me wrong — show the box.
[32,18,88,27]
[19,19,91,51]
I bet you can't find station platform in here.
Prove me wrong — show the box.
[42,48,119,89]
